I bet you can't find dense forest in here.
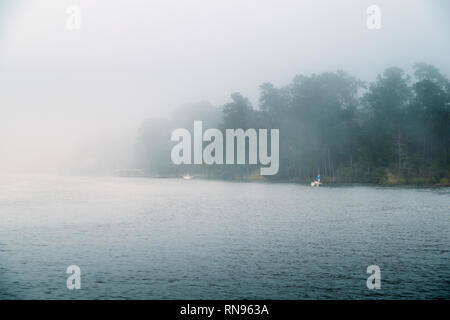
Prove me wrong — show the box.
[136,63,450,185]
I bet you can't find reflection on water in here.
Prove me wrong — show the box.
[0,175,449,299]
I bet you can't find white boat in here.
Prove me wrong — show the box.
[311,180,321,187]
[183,175,194,180]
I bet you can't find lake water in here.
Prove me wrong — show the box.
[0,175,449,299]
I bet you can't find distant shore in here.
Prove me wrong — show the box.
[127,172,450,187]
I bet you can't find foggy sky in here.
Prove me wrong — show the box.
[0,0,449,173]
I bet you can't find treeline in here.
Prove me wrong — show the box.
[136,63,450,185]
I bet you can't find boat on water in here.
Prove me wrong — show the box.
[183,174,194,180]
[311,174,321,187]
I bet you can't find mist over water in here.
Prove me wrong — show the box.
[0,176,449,299]
[0,1,449,301]
[1,0,450,174]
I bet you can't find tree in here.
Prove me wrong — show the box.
[362,67,412,171]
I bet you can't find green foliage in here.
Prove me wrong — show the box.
[136,64,450,185]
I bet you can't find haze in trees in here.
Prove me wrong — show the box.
[136,64,450,185]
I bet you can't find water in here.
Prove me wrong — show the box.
[0,175,449,299]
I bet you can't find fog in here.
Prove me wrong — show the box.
[0,0,449,174]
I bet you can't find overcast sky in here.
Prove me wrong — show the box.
[0,0,449,172]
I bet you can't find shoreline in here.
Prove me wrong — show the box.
[120,173,450,187]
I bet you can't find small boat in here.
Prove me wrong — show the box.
[183,174,194,180]
[311,180,321,187]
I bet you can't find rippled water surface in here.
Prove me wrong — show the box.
[0,175,449,299]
